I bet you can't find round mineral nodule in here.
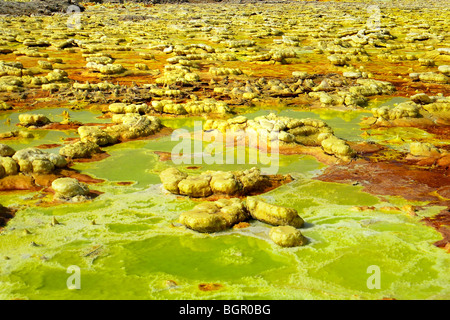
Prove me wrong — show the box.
[51,177,90,199]
[269,226,307,247]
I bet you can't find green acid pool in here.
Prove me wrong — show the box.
[0,107,449,300]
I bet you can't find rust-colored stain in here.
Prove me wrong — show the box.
[198,283,223,291]
[59,169,105,184]
[422,211,450,249]
[69,152,111,164]
[317,159,450,202]
[232,221,251,229]
[317,156,450,248]
[154,151,172,162]
[0,175,42,192]
[116,181,134,186]
[35,143,62,149]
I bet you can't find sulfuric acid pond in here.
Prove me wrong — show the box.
[0,0,449,301]
[0,105,449,300]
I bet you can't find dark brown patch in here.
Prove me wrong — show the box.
[154,151,172,162]
[63,136,79,142]
[35,144,62,149]
[317,159,450,202]
[116,181,134,186]
[348,141,384,155]
[316,157,450,248]
[424,125,450,140]
[70,151,111,163]
[59,169,105,184]
[422,210,450,249]
[198,283,223,291]
[0,205,16,229]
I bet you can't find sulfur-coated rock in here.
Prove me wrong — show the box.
[78,126,116,146]
[418,72,449,84]
[51,177,90,200]
[233,167,268,193]
[321,136,355,161]
[438,65,450,76]
[0,157,18,176]
[409,142,442,158]
[179,202,228,233]
[269,226,307,247]
[160,167,188,194]
[246,197,304,228]
[178,174,212,198]
[32,159,54,174]
[179,198,248,233]
[0,144,15,157]
[410,93,434,104]
[18,114,51,127]
[59,141,100,159]
[12,148,67,173]
[210,171,240,195]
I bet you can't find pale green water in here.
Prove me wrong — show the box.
[0,106,449,300]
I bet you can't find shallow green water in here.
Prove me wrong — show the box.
[0,106,449,300]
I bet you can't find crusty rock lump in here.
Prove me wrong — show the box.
[204,113,356,161]
[160,167,269,197]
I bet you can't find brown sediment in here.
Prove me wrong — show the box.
[317,158,450,202]
[32,173,61,188]
[0,205,16,229]
[0,175,41,192]
[233,221,251,229]
[116,181,134,186]
[63,137,80,143]
[198,283,223,292]
[154,151,172,162]
[282,141,384,164]
[246,173,294,196]
[69,151,111,164]
[34,171,105,189]
[436,186,450,200]
[59,169,105,184]
[422,210,450,249]
[347,141,385,155]
[423,125,450,140]
[36,143,62,149]
[0,167,103,195]
[316,157,450,248]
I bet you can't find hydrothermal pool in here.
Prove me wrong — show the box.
[0,107,449,300]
